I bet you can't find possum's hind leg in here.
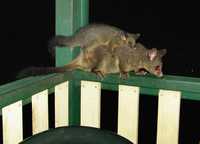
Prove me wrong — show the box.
[92,55,117,79]
[118,63,130,80]
[91,55,109,79]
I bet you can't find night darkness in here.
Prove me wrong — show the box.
[1,0,200,144]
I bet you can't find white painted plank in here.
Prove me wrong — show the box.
[156,90,181,144]
[81,81,101,128]
[2,101,23,144]
[118,85,140,144]
[32,90,49,135]
[55,81,69,127]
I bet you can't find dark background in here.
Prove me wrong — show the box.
[1,0,200,144]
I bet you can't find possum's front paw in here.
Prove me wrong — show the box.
[135,70,147,75]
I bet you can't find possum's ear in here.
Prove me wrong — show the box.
[119,31,128,41]
[131,33,141,40]
[159,49,167,57]
[147,48,158,61]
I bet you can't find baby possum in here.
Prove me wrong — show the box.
[49,23,140,57]
[18,42,166,79]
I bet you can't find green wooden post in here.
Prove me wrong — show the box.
[56,0,89,125]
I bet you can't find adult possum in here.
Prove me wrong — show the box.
[18,43,166,79]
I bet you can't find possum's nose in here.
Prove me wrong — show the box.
[154,66,163,77]
[153,69,163,77]
[156,71,163,77]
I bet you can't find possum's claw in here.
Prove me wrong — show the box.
[92,69,105,80]
[120,72,129,80]
[96,72,105,80]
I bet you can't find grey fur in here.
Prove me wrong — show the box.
[48,23,140,56]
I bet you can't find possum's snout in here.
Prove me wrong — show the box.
[154,65,164,77]
[156,72,163,77]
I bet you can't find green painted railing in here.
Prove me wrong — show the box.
[1,70,200,110]
[55,0,89,125]
[0,0,200,127]
[73,71,200,101]
[0,0,200,143]
[1,69,200,143]
[0,73,71,110]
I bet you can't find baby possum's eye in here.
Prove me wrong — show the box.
[128,41,134,47]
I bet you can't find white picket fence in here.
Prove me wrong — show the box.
[2,80,181,144]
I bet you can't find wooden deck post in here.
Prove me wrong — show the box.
[55,0,89,125]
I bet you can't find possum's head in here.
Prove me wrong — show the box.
[119,32,141,47]
[143,48,167,77]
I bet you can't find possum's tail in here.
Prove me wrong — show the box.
[16,58,81,79]
[16,66,72,79]
[48,35,80,57]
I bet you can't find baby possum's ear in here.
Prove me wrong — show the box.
[147,48,158,61]
[118,31,141,42]
[130,33,141,40]
[118,31,128,41]
[159,49,167,57]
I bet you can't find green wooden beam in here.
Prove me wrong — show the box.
[0,70,200,113]
[80,0,89,27]
[55,0,89,66]
[73,70,200,101]
[0,73,72,110]
[56,0,89,125]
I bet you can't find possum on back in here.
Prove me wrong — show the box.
[17,42,166,79]
[48,23,140,56]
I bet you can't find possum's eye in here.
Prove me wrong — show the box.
[128,41,132,46]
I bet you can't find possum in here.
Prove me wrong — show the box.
[48,23,140,57]
[17,42,166,79]
[89,42,167,79]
